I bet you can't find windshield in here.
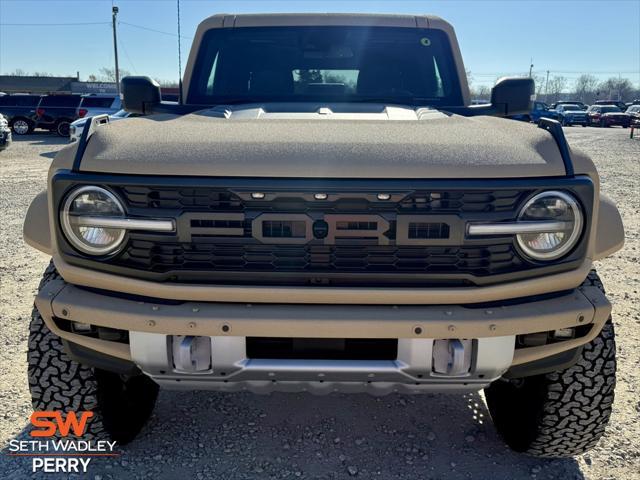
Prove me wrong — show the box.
[562,105,580,111]
[188,26,463,106]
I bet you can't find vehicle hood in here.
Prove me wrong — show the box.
[78,104,568,178]
[602,112,628,117]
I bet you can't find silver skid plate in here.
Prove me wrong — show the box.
[130,333,515,395]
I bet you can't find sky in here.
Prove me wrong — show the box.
[1,0,639,89]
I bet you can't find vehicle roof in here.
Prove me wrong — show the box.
[198,12,450,29]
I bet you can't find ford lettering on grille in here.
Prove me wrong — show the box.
[176,212,464,246]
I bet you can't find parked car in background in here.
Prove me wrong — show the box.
[509,101,555,123]
[594,100,628,111]
[587,105,631,127]
[77,95,122,119]
[555,104,588,126]
[625,104,640,122]
[530,101,558,122]
[0,113,12,150]
[35,94,82,136]
[69,109,136,142]
[549,101,588,110]
[0,94,41,135]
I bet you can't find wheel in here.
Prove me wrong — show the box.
[560,117,567,126]
[600,120,606,128]
[28,262,159,444]
[485,270,616,458]
[56,120,71,137]
[582,124,587,127]
[10,117,33,135]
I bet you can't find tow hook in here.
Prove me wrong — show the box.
[172,335,211,373]
[432,339,473,376]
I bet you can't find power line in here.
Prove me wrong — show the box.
[118,34,138,74]
[119,21,192,39]
[0,21,110,26]
[473,70,639,76]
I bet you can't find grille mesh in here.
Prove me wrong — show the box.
[121,241,520,276]
[101,185,536,286]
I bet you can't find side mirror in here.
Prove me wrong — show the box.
[122,76,161,114]
[490,77,535,116]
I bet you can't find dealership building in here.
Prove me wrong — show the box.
[0,75,179,99]
[0,75,117,94]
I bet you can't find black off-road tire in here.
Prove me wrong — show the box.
[485,270,616,458]
[55,119,71,137]
[28,262,159,444]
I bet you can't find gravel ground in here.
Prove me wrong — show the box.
[0,128,638,480]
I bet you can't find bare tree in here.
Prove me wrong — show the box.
[475,85,491,100]
[547,75,567,102]
[97,67,131,83]
[574,74,599,104]
[530,73,545,97]
[8,68,28,76]
[157,79,179,88]
[597,77,634,101]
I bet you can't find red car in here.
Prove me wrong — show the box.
[587,105,631,128]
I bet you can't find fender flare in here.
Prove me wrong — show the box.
[593,194,624,260]
[23,191,52,255]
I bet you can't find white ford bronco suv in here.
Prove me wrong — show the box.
[24,13,624,457]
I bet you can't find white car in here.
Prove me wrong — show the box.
[69,109,133,142]
[77,95,122,119]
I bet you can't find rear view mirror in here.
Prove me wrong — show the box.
[122,76,161,115]
[490,77,535,116]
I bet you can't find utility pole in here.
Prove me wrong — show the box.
[112,5,121,96]
[177,0,183,104]
[529,58,534,78]
[545,70,550,100]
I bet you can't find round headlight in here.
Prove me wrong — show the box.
[516,191,583,261]
[60,186,126,255]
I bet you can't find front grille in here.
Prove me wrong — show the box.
[96,185,535,286]
[52,175,594,288]
[119,240,521,281]
[119,186,526,214]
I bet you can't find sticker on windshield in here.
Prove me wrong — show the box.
[420,37,431,47]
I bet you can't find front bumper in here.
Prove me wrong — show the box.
[565,116,588,125]
[35,275,611,394]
